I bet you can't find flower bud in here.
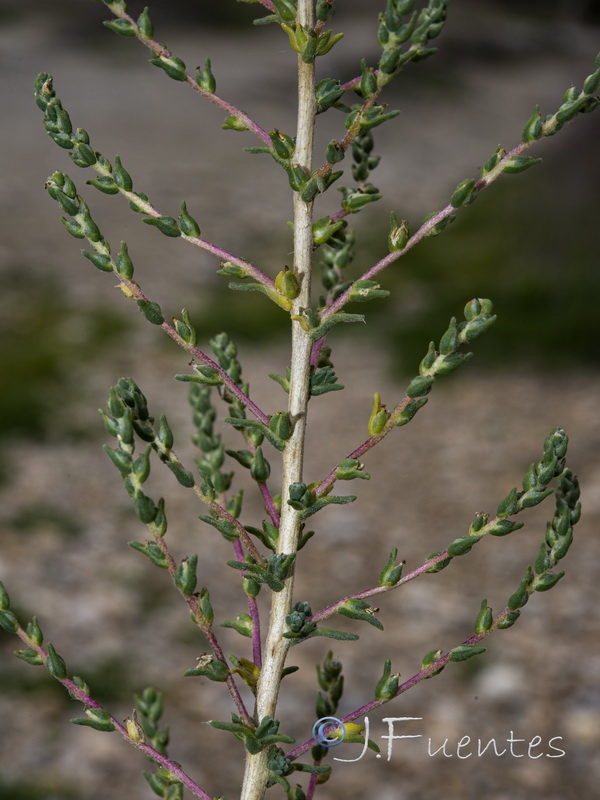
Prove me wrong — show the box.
[149,55,187,82]
[275,268,300,300]
[250,447,271,483]
[474,598,493,633]
[136,7,154,39]
[178,202,201,237]
[175,555,198,596]
[125,710,146,743]
[450,178,478,208]
[375,659,399,700]
[103,19,136,37]
[46,643,67,679]
[368,392,390,436]
[196,58,217,93]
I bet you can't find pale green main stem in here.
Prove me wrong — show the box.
[239,1,316,798]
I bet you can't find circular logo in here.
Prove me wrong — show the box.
[312,716,347,747]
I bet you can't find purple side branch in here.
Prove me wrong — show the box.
[285,605,515,761]
[107,4,272,146]
[320,141,533,321]
[14,625,213,800]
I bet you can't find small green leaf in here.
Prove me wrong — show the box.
[448,645,486,662]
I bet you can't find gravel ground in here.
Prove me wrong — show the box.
[1,2,600,800]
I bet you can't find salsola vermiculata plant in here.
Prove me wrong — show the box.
[1,1,598,798]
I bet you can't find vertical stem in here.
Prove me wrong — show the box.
[240,2,316,798]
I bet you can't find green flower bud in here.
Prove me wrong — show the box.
[142,215,181,237]
[534,570,565,592]
[522,105,543,142]
[125,710,146,743]
[379,547,404,587]
[275,268,300,299]
[153,497,168,537]
[379,47,402,75]
[47,185,80,215]
[463,297,494,320]
[82,250,113,272]
[315,79,344,114]
[316,0,335,22]
[222,115,250,131]
[46,642,67,679]
[517,487,553,511]
[103,444,132,475]
[336,458,370,481]
[86,176,119,195]
[71,707,116,732]
[503,155,542,174]
[439,317,459,355]
[375,659,399,700]
[250,447,271,483]
[496,487,518,517]
[133,490,157,524]
[175,554,198,596]
[551,528,573,561]
[406,375,435,398]
[137,7,154,39]
[316,29,344,57]
[497,610,520,629]
[269,411,293,441]
[447,535,481,557]
[395,397,428,426]
[133,445,152,483]
[196,58,217,93]
[185,655,229,681]
[450,178,478,208]
[0,610,18,633]
[534,543,551,575]
[136,299,164,325]
[129,191,150,212]
[301,28,319,63]
[349,280,390,303]
[243,576,261,597]
[273,0,297,23]
[70,142,97,168]
[316,692,333,719]
[474,598,493,633]
[583,69,600,95]
[312,216,346,245]
[149,55,187,81]
[481,146,504,176]
[103,18,137,37]
[435,352,474,375]
[14,648,44,666]
[507,576,531,611]
[421,648,444,673]
[116,242,134,278]
[221,613,253,638]
[178,201,201,237]
[113,155,133,191]
[359,60,378,98]
[388,212,409,251]
[129,540,168,568]
[173,308,197,346]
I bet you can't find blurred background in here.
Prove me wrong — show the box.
[1,1,599,799]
